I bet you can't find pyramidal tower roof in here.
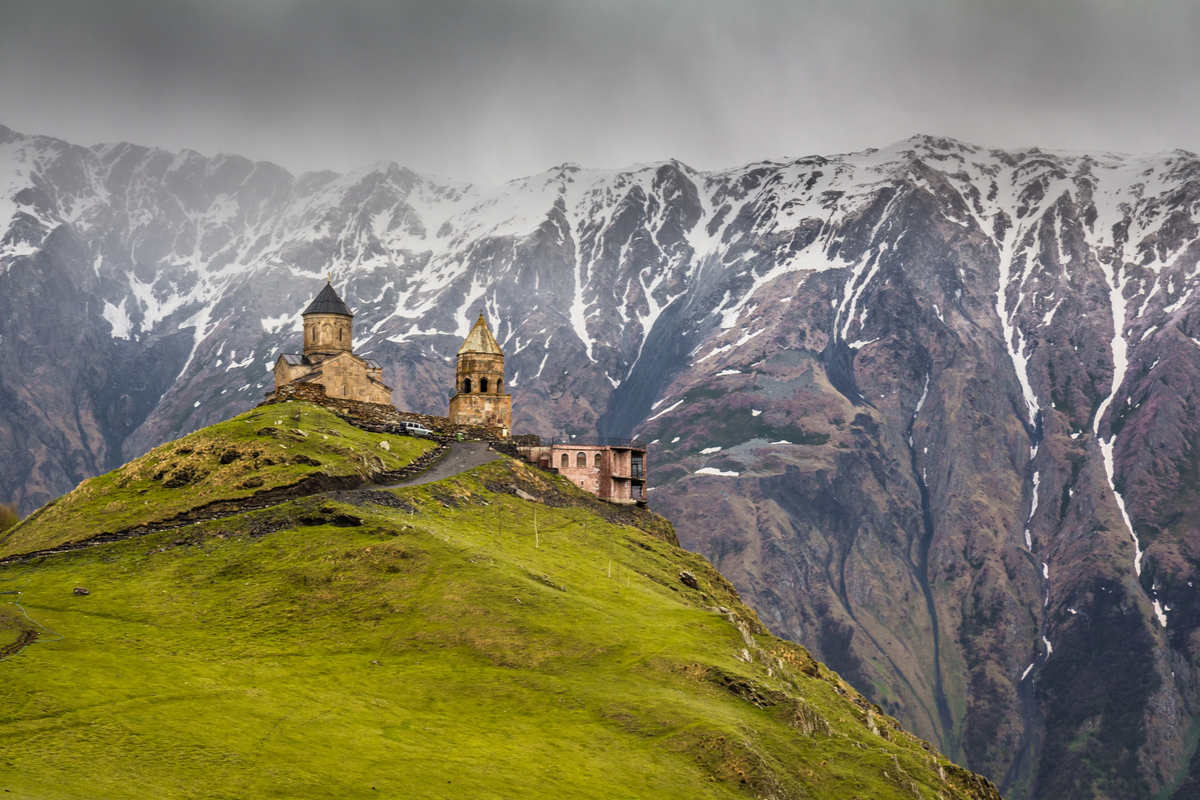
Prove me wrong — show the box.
[302,281,353,317]
[458,313,503,355]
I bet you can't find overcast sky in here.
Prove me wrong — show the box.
[1,0,1198,184]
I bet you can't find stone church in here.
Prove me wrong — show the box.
[272,281,393,404]
[448,313,512,432]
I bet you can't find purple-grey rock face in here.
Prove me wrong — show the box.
[3,125,1200,799]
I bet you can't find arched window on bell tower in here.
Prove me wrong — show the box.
[462,378,472,394]
[480,377,489,393]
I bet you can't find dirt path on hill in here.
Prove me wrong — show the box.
[0,442,504,566]
[377,442,500,488]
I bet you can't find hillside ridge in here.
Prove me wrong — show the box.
[0,408,999,799]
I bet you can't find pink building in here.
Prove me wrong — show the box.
[520,441,647,505]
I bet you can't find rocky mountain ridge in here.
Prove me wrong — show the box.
[2,124,1200,799]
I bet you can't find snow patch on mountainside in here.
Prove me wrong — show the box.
[1101,436,1143,576]
[102,299,133,340]
[696,467,739,477]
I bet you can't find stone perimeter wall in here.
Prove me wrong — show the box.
[260,382,514,442]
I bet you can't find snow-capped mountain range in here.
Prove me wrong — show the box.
[3,124,1200,800]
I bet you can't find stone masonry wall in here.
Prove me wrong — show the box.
[261,382,509,441]
[312,354,391,405]
[448,392,512,430]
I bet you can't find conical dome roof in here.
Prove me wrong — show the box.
[458,313,503,355]
[302,282,353,317]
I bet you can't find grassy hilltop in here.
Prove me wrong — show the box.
[0,403,999,800]
[0,405,437,559]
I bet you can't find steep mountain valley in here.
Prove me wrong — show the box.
[3,125,1200,799]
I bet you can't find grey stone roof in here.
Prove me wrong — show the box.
[281,352,380,370]
[302,283,353,317]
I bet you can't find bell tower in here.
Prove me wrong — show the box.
[448,313,512,433]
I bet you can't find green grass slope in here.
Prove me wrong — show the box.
[0,418,998,800]
[0,404,436,558]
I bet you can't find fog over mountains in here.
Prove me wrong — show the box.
[3,124,1200,799]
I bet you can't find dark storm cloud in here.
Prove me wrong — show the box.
[1,0,1198,183]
